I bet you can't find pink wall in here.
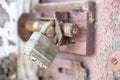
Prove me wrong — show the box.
[79,0,120,79]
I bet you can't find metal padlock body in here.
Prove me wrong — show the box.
[24,21,58,67]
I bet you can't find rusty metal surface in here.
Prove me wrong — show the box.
[36,1,95,55]
[18,13,33,42]
[54,12,69,45]
[18,1,95,55]
[43,53,87,80]
[36,1,88,17]
[18,16,56,42]
[17,0,120,79]
[62,23,79,38]
[35,0,120,80]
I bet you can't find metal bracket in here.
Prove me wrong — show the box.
[18,1,96,55]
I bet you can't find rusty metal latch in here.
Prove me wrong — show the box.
[18,1,96,68]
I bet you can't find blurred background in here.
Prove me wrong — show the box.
[0,0,39,80]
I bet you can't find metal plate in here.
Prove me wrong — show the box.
[36,1,95,55]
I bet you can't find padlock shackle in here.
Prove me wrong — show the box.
[40,20,55,34]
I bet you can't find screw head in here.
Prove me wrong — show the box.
[111,58,118,65]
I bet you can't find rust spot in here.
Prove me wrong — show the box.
[111,58,118,65]
[18,13,33,42]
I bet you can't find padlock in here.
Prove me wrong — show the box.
[24,20,58,68]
